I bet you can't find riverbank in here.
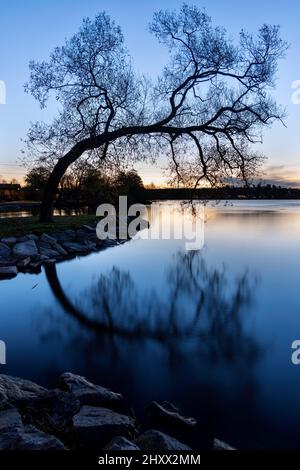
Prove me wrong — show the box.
[0,218,119,279]
[0,372,234,450]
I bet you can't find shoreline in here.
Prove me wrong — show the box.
[0,372,235,451]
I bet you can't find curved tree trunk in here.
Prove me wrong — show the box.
[39,143,88,222]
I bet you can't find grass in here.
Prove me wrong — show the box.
[0,215,99,238]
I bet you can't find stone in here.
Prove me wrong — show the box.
[73,406,136,448]
[59,372,122,406]
[104,436,140,450]
[145,401,197,430]
[0,375,47,408]
[134,430,191,451]
[27,234,39,242]
[53,242,68,256]
[0,257,18,267]
[13,240,38,259]
[0,243,11,258]
[213,438,235,450]
[22,389,80,438]
[41,233,57,245]
[0,408,64,450]
[1,237,16,245]
[0,266,17,279]
[17,257,31,269]
[82,225,96,232]
[63,242,89,254]
[64,230,76,239]
[39,248,60,258]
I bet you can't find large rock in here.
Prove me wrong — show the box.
[145,401,197,431]
[213,438,235,450]
[39,247,60,258]
[22,389,80,438]
[41,233,57,245]
[53,242,68,256]
[59,372,122,406]
[0,408,64,450]
[0,375,47,409]
[73,406,136,448]
[0,243,11,258]
[0,266,17,279]
[13,240,38,259]
[1,237,16,245]
[63,242,89,254]
[134,430,191,451]
[104,436,140,450]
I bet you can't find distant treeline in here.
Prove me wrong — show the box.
[141,185,300,201]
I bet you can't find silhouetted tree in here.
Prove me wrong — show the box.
[25,5,287,221]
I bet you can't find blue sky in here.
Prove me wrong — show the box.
[0,0,300,185]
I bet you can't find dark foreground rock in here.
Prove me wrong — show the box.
[0,408,64,450]
[213,438,236,450]
[145,401,197,431]
[21,389,80,439]
[59,372,122,406]
[104,436,141,450]
[0,372,236,451]
[134,429,191,450]
[73,406,136,448]
[0,374,47,408]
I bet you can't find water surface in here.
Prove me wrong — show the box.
[1,200,300,449]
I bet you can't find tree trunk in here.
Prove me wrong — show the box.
[39,145,86,222]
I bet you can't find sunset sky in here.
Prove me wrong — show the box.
[0,0,300,186]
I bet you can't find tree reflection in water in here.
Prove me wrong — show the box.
[44,251,261,364]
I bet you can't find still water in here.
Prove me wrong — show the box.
[1,200,300,449]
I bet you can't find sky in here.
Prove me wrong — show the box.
[0,0,300,186]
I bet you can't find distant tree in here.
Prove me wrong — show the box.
[24,166,51,193]
[25,5,287,221]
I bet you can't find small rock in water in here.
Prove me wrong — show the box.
[213,438,235,450]
[134,429,191,451]
[73,406,136,448]
[104,436,140,450]
[59,372,122,406]
[146,401,197,430]
[0,266,17,279]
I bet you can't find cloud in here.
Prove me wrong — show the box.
[259,164,300,188]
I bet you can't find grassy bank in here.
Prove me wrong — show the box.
[0,215,99,238]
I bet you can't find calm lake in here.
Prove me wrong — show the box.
[1,200,300,449]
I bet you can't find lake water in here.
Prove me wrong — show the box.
[1,200,300,449]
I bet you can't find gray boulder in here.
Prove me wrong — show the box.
[104,436,140,451]
[213,438,235,450]
[1,237,16,245]
[41,233,57,245]
[0,266,17,279]
[0,243,11,258]
[22,389,80,438]
[73,406,136,448]
[134,430,191,451]
[13,240,38,259]
[0,408,64,450]
[146,401,197,430]
[63,242,89,253]
[0,375,47,408]
[39,247,60,258]
[59,372,122,406]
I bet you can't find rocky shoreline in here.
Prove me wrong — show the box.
[0,222,123,279]
[0,373,235,451]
